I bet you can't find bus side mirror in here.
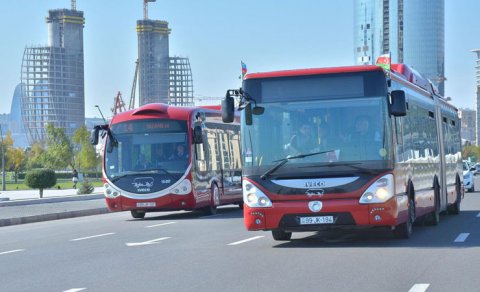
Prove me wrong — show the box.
[222,95,235,123]
[245,103,252,125]
[193,126,203,144]
[390,90,407,116]
[91,126,100,145]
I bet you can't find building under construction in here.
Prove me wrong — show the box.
[21,7,85,142]
[136,1,194,107]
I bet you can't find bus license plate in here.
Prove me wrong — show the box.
[137,202,156,207]
[299,216,334,225]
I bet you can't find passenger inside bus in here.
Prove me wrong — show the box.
[349,115,382,159]
[286,122,318,154]
[135,154,151,170]
[170,143,189,161]
[153,145,168,167]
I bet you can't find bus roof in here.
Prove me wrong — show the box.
[244,65,383,80]
[110,103,212,124]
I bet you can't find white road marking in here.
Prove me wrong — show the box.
[0,249,25,255]
[63,288,86,292]
[454,233,470,243]
[145,221,177,228]
[70,233,115,241]
[228,236,264,246]
[476,212,480,218]
[408,283,430,292]
[126,237,171,247]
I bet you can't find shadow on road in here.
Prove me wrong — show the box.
[127,205,243,222]
[272,210,480,249]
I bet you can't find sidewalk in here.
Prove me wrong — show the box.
[0,187,110,227]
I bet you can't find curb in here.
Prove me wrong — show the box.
[0,194,104,207]
[0,207,110,227]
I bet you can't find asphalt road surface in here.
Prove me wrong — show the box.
[1,193,480,292]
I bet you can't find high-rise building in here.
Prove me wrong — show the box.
[21,8,85,143]
[136,3,194,108]
[137,19,171,105]
[354,0,445,94]
[459,108,476,146]
[472,49,480,145]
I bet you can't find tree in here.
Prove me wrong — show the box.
[26,142,46,169]
[462,145,480,161]
[73,125,100,171]
[25,168,56,198]
[6,147,25,183]
[42,124,74,169]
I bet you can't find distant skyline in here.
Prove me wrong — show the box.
[1,0,479,118]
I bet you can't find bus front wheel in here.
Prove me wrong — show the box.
[203,184,219,215]
[272,230,292,241]
[393,196,415,239]
[131,210,146,219]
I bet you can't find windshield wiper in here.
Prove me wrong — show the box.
[260,150,334,180]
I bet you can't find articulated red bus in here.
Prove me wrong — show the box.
[91,103,242,219]
[222,63,462,240]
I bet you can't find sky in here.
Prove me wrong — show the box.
[0,0,479,119]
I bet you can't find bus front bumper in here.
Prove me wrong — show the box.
[244,195,409,232]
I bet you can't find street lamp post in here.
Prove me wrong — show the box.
[0,125,5,191]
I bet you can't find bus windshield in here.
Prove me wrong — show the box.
[104,119,189,190]
[241,96,392,177]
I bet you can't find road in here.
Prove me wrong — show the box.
[1,193,479,292]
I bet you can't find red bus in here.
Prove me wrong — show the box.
[91,103,243,218]
[222,64,463,240]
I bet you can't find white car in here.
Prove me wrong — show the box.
[463,161,475,192]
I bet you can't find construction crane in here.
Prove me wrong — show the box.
[144,0,156,20]
[71,0,76,10]
[111,91,126,115]
[129,59,139,110]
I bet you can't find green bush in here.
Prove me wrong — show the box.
[25,169,57,198]
[77,178,95,195]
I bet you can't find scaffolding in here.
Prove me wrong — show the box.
[169,56,194,107]
[20,8,85,143]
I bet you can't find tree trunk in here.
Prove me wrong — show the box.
[39,188,43,198]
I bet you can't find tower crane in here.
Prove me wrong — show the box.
[144,0,156,20]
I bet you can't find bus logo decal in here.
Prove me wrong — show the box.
[305,189,324,197]
[132,177,154,192]
[272,177,359,189]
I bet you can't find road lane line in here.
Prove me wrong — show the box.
[126,237,171,247]
[476,212,480,218]
[70,233,115,241]
[228,236,264,246]
[454,233,470,243]
[408,283,430,292]
[145,222,177,228]
[63,288,86,292]
[0,249,25,255]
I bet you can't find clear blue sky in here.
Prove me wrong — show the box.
[0,0,478,118]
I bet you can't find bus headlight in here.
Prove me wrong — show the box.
[104,183,121,198]
[359,174,394,204]
[243,180,272,208]
[172,179,192,195]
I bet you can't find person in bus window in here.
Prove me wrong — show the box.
[170,144,189,161]
[153,145,168,166]
[351,115,381,159]
[135,154,151,170]
[287,123,318,154]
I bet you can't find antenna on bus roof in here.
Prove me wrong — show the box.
[95,105,108,125]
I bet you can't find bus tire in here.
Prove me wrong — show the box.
[448,179,461,215]
[272,230,292,241]
[203,184,219,215]
[131,210,146,219]
[424,182,440,225]
[394,196,415,239]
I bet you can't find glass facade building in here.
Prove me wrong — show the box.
[353,0,445,94]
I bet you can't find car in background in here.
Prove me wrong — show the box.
[463,160,475,192]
